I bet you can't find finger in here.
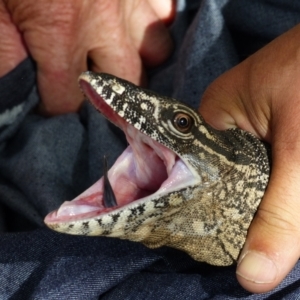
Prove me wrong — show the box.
[128,0,174,67]
[89,0,173,86]
[148,0,176,25]
[85,0,144,85]
[37,50,87,116]
[33,25,88,115]
[0,1,27,77]
[89,35,145,86]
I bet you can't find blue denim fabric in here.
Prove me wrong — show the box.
[1,0,300,298]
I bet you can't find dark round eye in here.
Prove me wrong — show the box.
[173,113,193,133]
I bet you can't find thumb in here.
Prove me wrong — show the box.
[236,145,300,293]
[200,69,300,293]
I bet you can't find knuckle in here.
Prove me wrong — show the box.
[255,204,299,237]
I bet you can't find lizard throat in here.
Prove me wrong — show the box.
[45,82,195,224]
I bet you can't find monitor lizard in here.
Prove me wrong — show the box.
[45,72,270,266]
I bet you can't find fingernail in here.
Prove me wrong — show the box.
[236,251,277,284]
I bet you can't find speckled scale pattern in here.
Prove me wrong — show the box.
[47,72,271,266]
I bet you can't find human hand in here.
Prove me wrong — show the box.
[199,24,300,293]
[0,1,27,77]
[1,0,174,115]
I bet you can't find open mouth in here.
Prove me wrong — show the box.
[44,75,197,225]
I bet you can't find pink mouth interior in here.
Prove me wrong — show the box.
[45,81,195,223]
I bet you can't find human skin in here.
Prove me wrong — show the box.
[1,0,300,294]
[200,24,300,293]
[0,0,174,115]
[0,0,27,75]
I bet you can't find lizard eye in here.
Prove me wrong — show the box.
[173,113,193,133]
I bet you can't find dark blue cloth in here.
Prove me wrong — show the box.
[1,0,300,298]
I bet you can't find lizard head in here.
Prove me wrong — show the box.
[44,72,270,266]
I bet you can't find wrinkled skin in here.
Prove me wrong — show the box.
[0,0,174,114]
